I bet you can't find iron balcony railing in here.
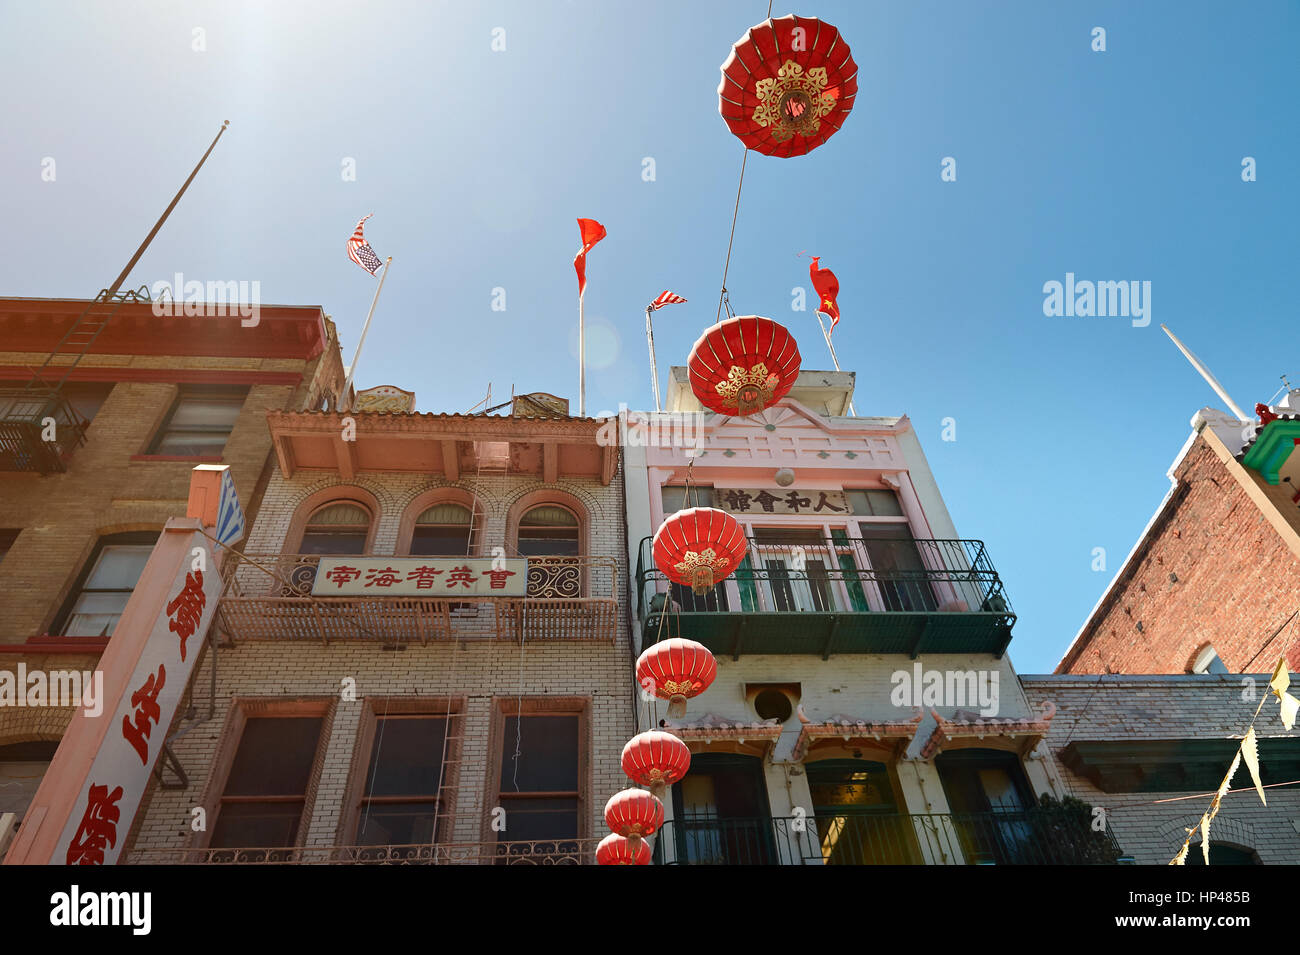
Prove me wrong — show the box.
[0,388,89,474]
[635,533,1014,657]
[653,810,1124,866]
[125,837,600,865]
[216,552,619,644]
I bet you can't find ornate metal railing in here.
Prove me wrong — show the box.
[636,534,1011,620]
[653,810,1123,865]
[125,837,600,865]
[216,553,619,643]
[635,533,1014,656]
[0,388,89,474]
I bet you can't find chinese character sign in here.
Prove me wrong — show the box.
[716,488,850,516]
[56,531,221,865]
[311,558,528,597]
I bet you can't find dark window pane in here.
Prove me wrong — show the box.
[366,718,447,796]
[499,716,578,792]
[223,717,323,796]
[355,801,440,845]
[210,802,305,848]
[411,527,471,555]
[300,531,367,555]
[498,797,579,841]
[517,528,579,557]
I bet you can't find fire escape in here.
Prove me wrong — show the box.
[0,286,152,474]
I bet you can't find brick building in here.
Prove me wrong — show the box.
[1058,399,1300,676]
[1023,673,1300,864]
[119,387,637,863]
[0,294,344,849]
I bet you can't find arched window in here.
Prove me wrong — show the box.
[806,758,916,864]
[517,505,579,557]
[410,503,474,556]
[668,753,773,865]
[299,502,370,555]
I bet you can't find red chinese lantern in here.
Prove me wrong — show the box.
[653,506,748,595]
[637,638,718,718]
[718,15,857,158]
[596,832,651,866]
[687,315,801,416]
[622,730,692,798]
[604,789,664,853]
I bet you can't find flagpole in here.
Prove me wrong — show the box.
[1160,324,1250,422]
[645,305,662,412]
[342,256,392,412]
[816,311,857,416]
[579,289,586,416]
[106,120,230,298]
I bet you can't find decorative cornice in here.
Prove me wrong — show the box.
[920,701,1057,759]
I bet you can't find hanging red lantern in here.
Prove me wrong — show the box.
[718,15,857,158]
[687,315,801,416]
[596,832,651,866]
[622,730,692,798]
[603,789,664,854]
[652,506,748,595]
[636,637,718,718]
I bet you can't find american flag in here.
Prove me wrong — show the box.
[347,214,384,275]
[649,290,687,310]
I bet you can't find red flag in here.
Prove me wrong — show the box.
[809,256,841,333]
[574,218,607,296]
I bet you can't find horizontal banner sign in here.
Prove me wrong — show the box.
[311,557,528,596]
[715,488,850,516]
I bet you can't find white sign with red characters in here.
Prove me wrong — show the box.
[310,557,528,597]
[57,532,221,865]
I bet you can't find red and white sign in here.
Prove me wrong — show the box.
[310,557,528,597]
[56,533,221,865]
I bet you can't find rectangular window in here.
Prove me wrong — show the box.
[0,529,19,566]
[661,485,714,514]
[496,706,584,843]
[59,535,157,637]
[60,382,114,430]
[354,713,455,846]
[210,715,325,849]
[846,489,904,517]
[148,386,247,456]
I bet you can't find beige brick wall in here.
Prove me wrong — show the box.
[128,458,637,852]
[0,343,341,643]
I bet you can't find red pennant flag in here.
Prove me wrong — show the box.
[649,290,687,310]
[574,218,607,296]
[809,256,841,333]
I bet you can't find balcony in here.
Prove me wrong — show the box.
[635,534,1014,658]
[125,837,600,865]
[0,389,89,474]
[653,810,1124,865]
[217,553,619,644]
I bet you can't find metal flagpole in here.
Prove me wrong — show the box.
[1160,324,1250,422]
[342,256,393,412]
[645,305,662,412]
[816,311,856,416]
[105,120,231,298]
[579,289,586,416]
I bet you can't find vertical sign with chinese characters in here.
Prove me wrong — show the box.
[55,532,221,865]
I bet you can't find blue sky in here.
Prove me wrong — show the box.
[3,1,1296,672]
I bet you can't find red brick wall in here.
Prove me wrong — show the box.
[1059,434,1300,674]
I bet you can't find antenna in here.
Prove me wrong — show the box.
[1159,324,1251,422]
